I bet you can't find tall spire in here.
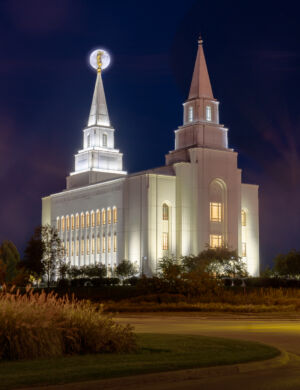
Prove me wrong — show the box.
[87,68,110,127]
[188,36,214,100]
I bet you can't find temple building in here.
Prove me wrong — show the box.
[42,39,260,276]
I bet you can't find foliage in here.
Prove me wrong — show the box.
[22,227,45,278]
[0,285,137,361]
[273,250,300,277]
[67,264,107,280]
[115,260,137,279]
[0,241,20,284]
[158,256,184,281]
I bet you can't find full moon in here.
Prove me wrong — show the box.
[89,49,111,71]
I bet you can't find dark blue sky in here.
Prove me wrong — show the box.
[0,0,300,269]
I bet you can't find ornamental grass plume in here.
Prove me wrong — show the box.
[0,285,136,360]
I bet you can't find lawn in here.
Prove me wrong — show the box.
[0,334,279,389]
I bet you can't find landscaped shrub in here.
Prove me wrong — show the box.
[0,285,136,360]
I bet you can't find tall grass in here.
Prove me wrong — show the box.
[0,286,136,361]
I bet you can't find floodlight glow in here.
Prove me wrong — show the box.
[89,49,111,71]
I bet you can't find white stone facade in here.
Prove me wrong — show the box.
[42,40,260,276]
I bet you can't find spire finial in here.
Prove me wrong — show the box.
[97,50,104,73]
[198,34,203,45]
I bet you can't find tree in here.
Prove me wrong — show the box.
[116,260,136,280]
[0,240,20,284]
[40,224,64,287]
[22,226,45,278]
[158,256,183,281]
[82,264,107,279]
[274,250,300,277]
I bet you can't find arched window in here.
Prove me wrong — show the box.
[162,203,169,221]
[87,133,90,147]
[96,210,100,226]
[206,106,212,121]
[102,133,107,147]
[76,214,79,229]
[107,208,112,224]
[86,212,90,228]
[102,208,106,225]
[113,207,117,223]
[91,211,95,227]
[188,106,193,122]
[81,213,85,229]
[241,210,247,226]
[162,232,169,250]
[71,215,75,230]
[92,236,95,254]
[61,216,65,232]
[113,233,117,252]
[210,202,222,222]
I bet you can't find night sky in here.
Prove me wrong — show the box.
[0,0,299,269]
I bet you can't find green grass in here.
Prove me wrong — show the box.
[0,334,279,389]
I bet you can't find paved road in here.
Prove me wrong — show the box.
[115,313,300,390]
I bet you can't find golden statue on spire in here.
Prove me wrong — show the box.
[97,50,104,73]
[89,48,111,72]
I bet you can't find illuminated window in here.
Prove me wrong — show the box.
[66,241,69,257]
[162,203,169,220]
[113,233,117,252]
[76,239,79,256]
[81,239,84,255]
[108,235,111,252]
[81,213,84,228]
[71,215,75,230]
[210,234,223,248]
[92,237,95,254]
[86,212,90,228]
[71,241,74,257]
[66,215,70,231]
[162,232,169,250]
[102,209,106,225]
[113,207,117,223]
[242,242,247,257]
[103,133,107,147]
[62,242,65,256]
[188,106,193,122]
[76,214,79,229]
[61,216,65,232]
[210,202,222,222]
[87,133,90,148]
[96,210,100,226]
[206,106,212,121]
[241,210,247,226]
[56,217,60,232]
[97,236,100,254]
[86,238,90,255]
[107,208,111,224]
[91,211,95,227]
[102,235,106,253]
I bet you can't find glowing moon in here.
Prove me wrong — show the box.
[89,49,111,71]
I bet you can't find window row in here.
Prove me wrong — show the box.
[187,105,212,123]
[63,234,117,257]
[87,133,107,148]
[209,204,248,227]
[57,208,117,232]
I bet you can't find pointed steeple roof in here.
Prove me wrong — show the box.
[188,36,214,100]
[87,71,110,127]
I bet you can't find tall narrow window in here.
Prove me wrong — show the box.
[71,241,74,257]
[102,133,107,147]
[210,202,222,222]
[97,236,100,254]
[62,242,65,257]
[56,217,60,232]
[113,207,117,223]
[113,233,117,252]
[206,106,212,121]
[162,203,169,220]
[86,212,90,228]
[86,238,90,255]
[91,211,95,227]
[96,210,100,226]
[71,215,75,230]
[81,213,85,228]
[81,239,84,255]
[102,209,106,225]
[188,106,193,122]
[87,133,90,147]
[241,210,247,226]
[108,235,111,252]
[162,232,169,250]
[66,241,69,257]
[102,235,106,253]
[242,242,247,257]
[66,215,70,231]
[92,237,95,254]
[107,208,111,224]
[210,234,223,248]
[76,239,79,256]
[61,216,65,232]
[76,214,79,229]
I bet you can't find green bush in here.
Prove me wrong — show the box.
[0,286,136,360]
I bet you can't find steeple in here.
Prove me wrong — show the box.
[188,36,213,100]
[87,70,110,127]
